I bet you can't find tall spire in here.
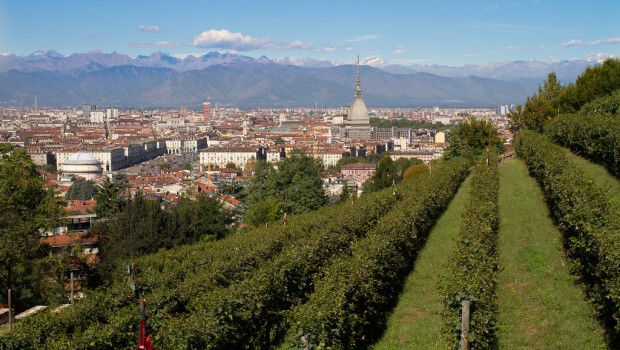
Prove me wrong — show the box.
[354,54,362,98]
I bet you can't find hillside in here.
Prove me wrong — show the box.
[0,63,532,108]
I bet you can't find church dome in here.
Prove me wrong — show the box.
[62,152,101,180]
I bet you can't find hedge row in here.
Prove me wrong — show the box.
[440,153,500,349]
[149,163,440,349]
[545,113,620,176]
[0,185,401,349]
[280,157,471,349]
[515,130,620,337]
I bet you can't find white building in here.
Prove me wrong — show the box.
[390,149,443,163]
[89,111,105,123]
[313,149,348,168]
[200,147,259,168]
[60,152,102,180]
[105,108,119,120]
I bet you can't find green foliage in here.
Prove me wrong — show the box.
[65,180,98,200]
[217,181,245,200]
[403,162,429,179]
[94,175,128,218]
[544,113,620,176]
[243,197,282,227]
[579,89,620,118]
[0,171,405,349]
[441,153,500,349]
[338,180,352,203]
[0,143,62,311]
[331,156,364,172]
[444,118,504,159]
[510,59,620,131]
[370,117,451,130]
[168,194,232,241]
[246,150,327,215]
[159,162,171,171]
[364,156,421,192]
[515,131,620,341]
[282,158,470,349]
[510,72,563,131]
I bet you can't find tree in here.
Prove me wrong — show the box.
[244,150,327,215]
[94,194,169,280]
[444,118,504,159]
[510,72,563,131]
[169,194,232,242]
[243,197,282,228]
[94,175,128,218]
[0,144,61,311]
[338,180,352,203]
[364,154,398,192]
[65,180,98,200]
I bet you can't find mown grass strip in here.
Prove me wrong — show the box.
[371,174,472,350]
[496,159,606,349]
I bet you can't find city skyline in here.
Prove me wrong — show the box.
[1,0,619,66]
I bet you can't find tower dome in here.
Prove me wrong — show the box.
[347,56,370,125]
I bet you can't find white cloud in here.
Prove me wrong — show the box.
[322,47,337,52]
[505,45,520,50]
[139,25,161,33]
[280,40,315,50]
[559,39,584,47]
[192,29,271,51]
[129,40,175,49]
[393,44,405,55]
[347,34,382,42]
[559,37,620,47]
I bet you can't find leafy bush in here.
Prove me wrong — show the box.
[579,89,620,118]
[544,113,620,176]
[515,131,620,339]
[441,153,500,349]
[0,174,404,349]
[281,157,470,349]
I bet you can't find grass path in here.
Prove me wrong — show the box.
[496,159,606,349]
[371,175,472,350]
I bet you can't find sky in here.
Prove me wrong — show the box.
[0,0,619,66]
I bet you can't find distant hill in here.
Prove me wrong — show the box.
[0,62,533,108]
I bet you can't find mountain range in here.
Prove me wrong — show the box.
[0,50,608,108]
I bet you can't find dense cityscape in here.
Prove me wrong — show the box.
[1,1,619,349]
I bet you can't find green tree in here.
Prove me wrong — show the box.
[444,118,504,159]
[159,162,172,171]
[65,180,98,200]
[243,197,282,228]
[169,194,232,242]
[94,175,128,218]
[93,194,169,280]
[0,144,61,311]
[510,72,563,131]
[338,180,352,203]
[244,150,327,215]
[364,154,398,192]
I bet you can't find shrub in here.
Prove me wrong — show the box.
[441,153,500,349]
[544,113,620,176]
[281,158,470,349]
[515,131,620,339]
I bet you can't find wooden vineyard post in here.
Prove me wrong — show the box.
[7,289,12,332]
[461,299,470,350]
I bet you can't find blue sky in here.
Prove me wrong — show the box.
[0,0,618,66]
